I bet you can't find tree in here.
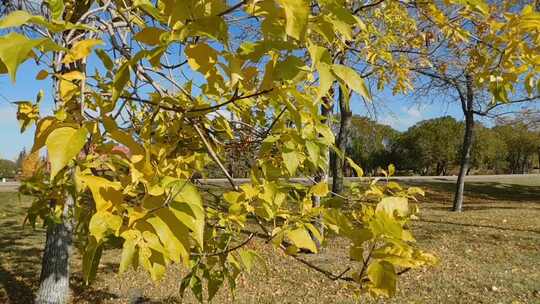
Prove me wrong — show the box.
[494,122,540,173]
[346,116,399,176]
[15,148,27,171]
[0,158,16,178]
[5,0,529,302]
[471,124,508,174]
[408,2,540,211]
[394,116,463,176]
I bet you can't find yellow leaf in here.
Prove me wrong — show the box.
[78,175,123,211]
[376,197,409,217]
[317,63,335,100]
[286,227,317,253]
[185,43,218,76]
[367,260,396,297]
[36,69,48,80]
[59,70,84,101]
[63,39,103,64]
[311,182,329,197]
[89,211,123,242]
[45,126,87,179]
[31,116,57,153]
[167,180,205,248]
[346,157,364,177]
[134,27,166,45]
[388,164,395,176]
[276,0,310,40]
[0,32,45,82]
[282,150,300,175]
[147,209,190,264]
[332,64,371,101]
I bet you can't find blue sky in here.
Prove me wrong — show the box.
[0,60,471,160]
[0,61,54,160]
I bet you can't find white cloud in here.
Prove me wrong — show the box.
[379,105,425,131]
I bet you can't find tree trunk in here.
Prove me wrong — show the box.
[35,196,74,304]
[453,75,475,212]
[311,95,333,250]
[331,86,351,195]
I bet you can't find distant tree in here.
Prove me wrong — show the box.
[471,125,508,173]
[494,123,540,174]
[15,148,27,170]
[346,116,399,176]
[0,159,16,179]
[409,2,540,211]
[394,117,462,176]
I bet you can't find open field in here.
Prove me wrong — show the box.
[1,177,539,303]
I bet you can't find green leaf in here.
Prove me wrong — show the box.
[332,64,371,101]
[286,227,317,253]
[82,238,103,284]
[167,180,205,248]
[112,61,131,102]
[147,209,190,264]
[282,150,300,175]
[277,0,310,40]
[305,141,320,164]
[45,126,88,179]
[119,237,138,274]
[317,63,335,100]
[0,10,46,28]
[238,249,260,272]
[47,0,65,20]
[367,260,396,297]
[0,33,45,82]
[207,270,224,302]
[308,44,331,69]
[95,49,113,70]
[274,56,306,81]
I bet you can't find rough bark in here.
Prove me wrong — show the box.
[35,4,90,296]
[331,86,352,195]
[35,195,74,304]
[453,75,475,212]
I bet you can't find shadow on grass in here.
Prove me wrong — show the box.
[0,264,35,304]
[409,181,540,203]
[0,223,42,303]
[0,192,128,303]
[418,219,540,235]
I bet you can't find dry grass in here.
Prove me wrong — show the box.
[1,179,539,304]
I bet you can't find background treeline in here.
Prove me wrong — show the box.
[346,116,540,176]
[4,115,539,179]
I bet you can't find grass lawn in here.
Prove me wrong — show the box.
[1,179,539,303]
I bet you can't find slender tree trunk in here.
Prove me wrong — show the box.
[35,4,90,294]
[312,96,333,250]
[453,75,475,212]
[35,196,74,304]
[331,86,351,195]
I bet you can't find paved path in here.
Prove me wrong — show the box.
[0,182,20,192]
[1,174,538,192]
